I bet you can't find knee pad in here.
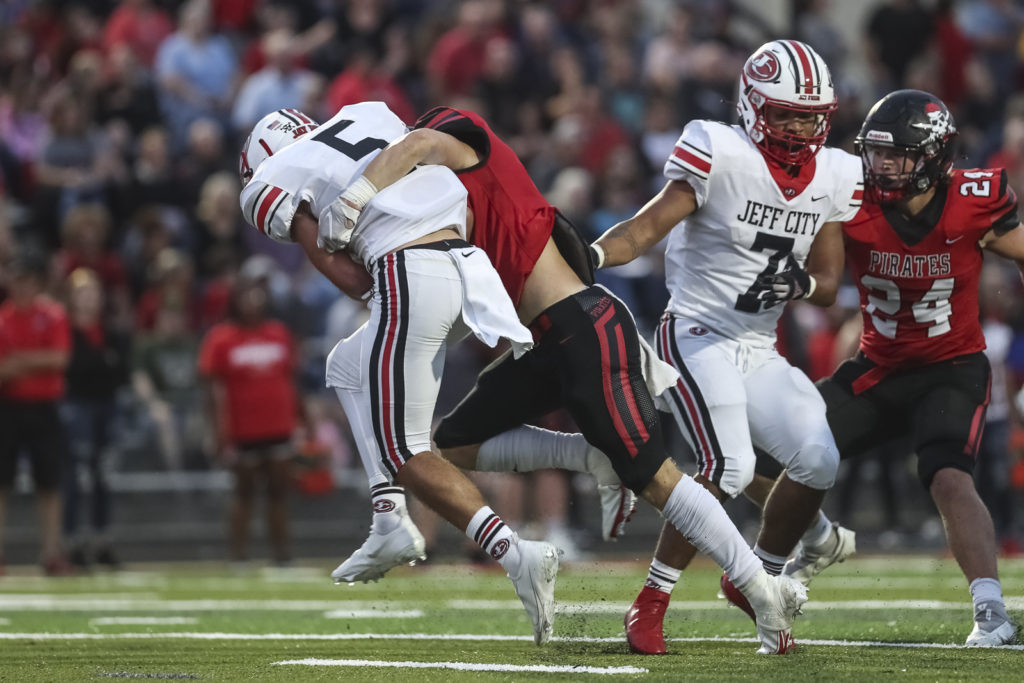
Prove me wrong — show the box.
[784,442,839,490]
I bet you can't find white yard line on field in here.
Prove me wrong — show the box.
[2,596,1022,612]
[322,609,424,619]
[271,659,649,675]
[0,632,1021,651]
[89,617,199,626]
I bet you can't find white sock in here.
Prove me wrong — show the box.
[753,545,788,576]
[477,426,591,474]
[660,476,762,589]
[645,558,681,595]
[969,577,1006,614]
[801,511,833,550]
[369,486,406,534]
[466,506,518,570]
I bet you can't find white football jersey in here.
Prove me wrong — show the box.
[663,120,863,344]
[240,101,468,266]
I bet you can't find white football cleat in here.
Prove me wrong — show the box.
[507,539,559,645]
[586,446,636,541]
[965,602,1017,647]
[783,522,856,586]
[748,573,808,655]
[331,507,426,584]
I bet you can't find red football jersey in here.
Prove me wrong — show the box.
[844,168,1019,368]
[198,320,297,443]
[415,107,556,306]
[0,297,70,401]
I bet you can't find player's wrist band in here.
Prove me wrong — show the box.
[342,175,379,210]
[590,243,606,269]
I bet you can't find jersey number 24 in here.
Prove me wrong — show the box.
[861,275,954,338]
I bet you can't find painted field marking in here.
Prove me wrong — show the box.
[272,658,648,675]
[2,596,1022,612]
[323,609,424,619]
[90,617,199,626]
[448,598,1024,612]
[0,632,1021,651]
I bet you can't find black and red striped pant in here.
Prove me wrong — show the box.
[817,350,991,488]
[434,285,667,493]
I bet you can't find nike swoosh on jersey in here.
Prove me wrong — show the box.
[946,236,964,244]
[811,195,827,201]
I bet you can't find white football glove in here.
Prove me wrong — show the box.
[317,175,379,253]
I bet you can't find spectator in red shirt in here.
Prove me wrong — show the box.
[102,0,173,68]
[199,276,304,565]
[0,249,72,575]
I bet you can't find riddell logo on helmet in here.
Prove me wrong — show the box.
[746,51,780,82]
[865,130,893,143]
[490,539,510,560]
[373,499,396,513]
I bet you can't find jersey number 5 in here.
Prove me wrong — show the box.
[313,119,388,160]
[734,233,797,313]
[861,275,954,338]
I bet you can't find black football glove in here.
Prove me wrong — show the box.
[756,265,813,306]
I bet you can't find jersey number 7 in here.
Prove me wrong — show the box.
[734,232,797,313]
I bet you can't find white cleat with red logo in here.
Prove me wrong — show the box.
[507,539,560,645]
[331,506,426,584]
[748,573,808,655]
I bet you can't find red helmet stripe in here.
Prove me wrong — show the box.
[258,138,274,156]
[288,108,313,125]
[786,40,815,94]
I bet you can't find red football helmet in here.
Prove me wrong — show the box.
[736,40,837,167]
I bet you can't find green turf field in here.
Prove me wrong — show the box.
[1,556,1021,681]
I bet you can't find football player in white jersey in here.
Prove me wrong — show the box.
[238,104,559,646]
[591,40,861,654]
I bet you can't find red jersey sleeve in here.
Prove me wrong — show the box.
[415,106,491,167]
[987,169,1019,235]
[198,325,228,378]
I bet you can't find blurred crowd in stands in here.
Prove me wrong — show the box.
[2,0,1024,569]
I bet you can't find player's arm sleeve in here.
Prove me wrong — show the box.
[414,107,491,164]
[663,121,713,208]
[240,180,302,244]
[828,153,865,223]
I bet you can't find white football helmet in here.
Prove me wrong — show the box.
[736,40,837,167]
[239,108,319,185]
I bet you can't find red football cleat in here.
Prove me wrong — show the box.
[624,585,669,654]
[720,573,756,622]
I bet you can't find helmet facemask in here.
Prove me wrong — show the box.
[752,98,837,167]
[857,143,929,203]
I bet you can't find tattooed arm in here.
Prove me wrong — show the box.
[592,180,698,268]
